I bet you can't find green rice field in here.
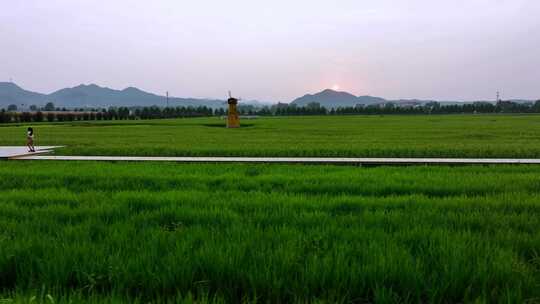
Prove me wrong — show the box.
[1,162,539,303]
[1,114,540,158]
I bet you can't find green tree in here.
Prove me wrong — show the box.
[46,112,55,122]
[7,104,17,111]
[35,111,44,122]
[44,102,55,111]
[21,112,32,122]
[533,100,540,113]
[306,102,321,110]
[0,109,7,123]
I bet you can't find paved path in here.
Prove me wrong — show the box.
[0,146,63,159]
[13,155,540,165]
[3,146,539,165]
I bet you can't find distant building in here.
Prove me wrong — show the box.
[398,101,422,109]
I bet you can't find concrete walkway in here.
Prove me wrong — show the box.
[0,146,63,159]
[3,146,540,165]
[13,155,540,165]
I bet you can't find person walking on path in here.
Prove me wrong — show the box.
[27,127,35,152]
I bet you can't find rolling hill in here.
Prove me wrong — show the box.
[0,83,225,109]
[0,82,47,107]
[2,83,531,110]
[291,89,386,108]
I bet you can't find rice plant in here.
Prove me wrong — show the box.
[0,162,539,302]
[1,114,540,158]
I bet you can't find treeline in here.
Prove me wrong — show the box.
[266,100,540,116]
[1,100,540,124]
[0,106,215,123]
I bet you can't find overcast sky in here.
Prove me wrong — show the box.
[1,0,539,102]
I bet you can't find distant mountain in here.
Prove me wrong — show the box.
[0,83,225,109]
[240,99,274,107]
[0,82,47,106]
[290,89,539,108]
[291,89,386,108]
[48,84,225,108]
[2,83,535,110]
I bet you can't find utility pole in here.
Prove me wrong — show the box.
[496,91,500,103]
[166,91,169,108]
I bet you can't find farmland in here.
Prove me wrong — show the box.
[0,162,539,303]
[1,114,540,303]
[0,114,540,158]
